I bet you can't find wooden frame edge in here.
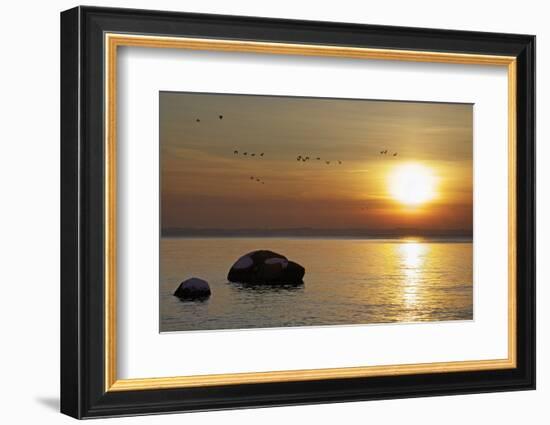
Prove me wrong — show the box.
[507,59,518,369]
[108,358,516,391]
[103,33,518,393]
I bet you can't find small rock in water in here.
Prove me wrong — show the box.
[174,277,211,300]
[227,250,305,285]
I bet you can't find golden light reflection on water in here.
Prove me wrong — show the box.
[160,238,473,331]
[398,242,428,320]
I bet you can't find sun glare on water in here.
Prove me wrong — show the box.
[388,163,437,206]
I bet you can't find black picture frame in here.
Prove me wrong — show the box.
[61,5,535,419]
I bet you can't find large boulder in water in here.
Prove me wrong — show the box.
[227,250,305,284]
[174,277,211,300]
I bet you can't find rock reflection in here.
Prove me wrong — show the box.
[229,281,304,293]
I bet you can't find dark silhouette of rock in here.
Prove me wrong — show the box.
[174,277,211,300]
[227,250,305,284]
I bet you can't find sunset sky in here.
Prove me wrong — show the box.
[160,92,472,235]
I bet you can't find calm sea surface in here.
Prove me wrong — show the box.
[160,238,472,332]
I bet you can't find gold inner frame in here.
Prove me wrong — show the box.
[104,33,517,392]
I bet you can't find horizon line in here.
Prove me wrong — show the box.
[162,227,473,238]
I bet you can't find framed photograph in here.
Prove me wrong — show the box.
[60,6,535,419]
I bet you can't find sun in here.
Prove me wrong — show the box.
[388,163,437,206]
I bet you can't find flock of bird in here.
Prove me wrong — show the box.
[232,148,399,185]
[234,150,265,157]
[194,113,270,183]
[380,149,398,157]
[249,176,265,185]
[195,114,224,123]
[192,113,398,188]
[296,155,342,165]
[233,152,344,185]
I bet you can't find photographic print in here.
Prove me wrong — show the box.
[160,92,473,332]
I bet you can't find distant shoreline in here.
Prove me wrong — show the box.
[161,228,473,241]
